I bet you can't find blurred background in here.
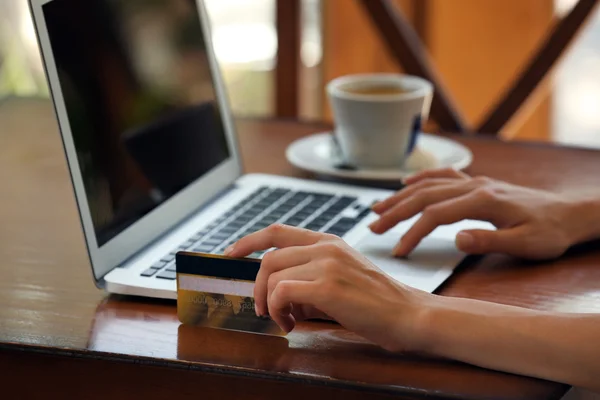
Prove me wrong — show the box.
[1,0,599,146]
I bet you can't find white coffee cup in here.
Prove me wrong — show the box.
[327,73,433,169]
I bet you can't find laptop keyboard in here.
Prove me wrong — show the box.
[140,186,372,280]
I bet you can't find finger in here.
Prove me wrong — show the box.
[274,303,296,333]
[269,280,319,332]
[226,224,323,257]
[254,247,313,316]
[371,178,459,215]
[370,183,476,234]
[264,263,323,316]
[291,304,332,321]
[456,227,529,257]
[393,192,494,256]
[403,168,469,186]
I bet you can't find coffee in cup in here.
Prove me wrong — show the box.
[342,85,409,96]
[327,74,433,169]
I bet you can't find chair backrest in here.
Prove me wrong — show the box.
[275,0,600,135]
[358,0,600,134]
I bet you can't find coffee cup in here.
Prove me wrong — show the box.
[326,73,433,169]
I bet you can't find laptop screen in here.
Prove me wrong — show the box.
[43,0,231,247]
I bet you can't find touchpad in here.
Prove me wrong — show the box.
[355,231,465,293]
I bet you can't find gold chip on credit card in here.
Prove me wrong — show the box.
[176,251,287,336]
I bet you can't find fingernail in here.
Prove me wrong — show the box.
[371,201,382,210]
[224,244,235,256]
[369,220,379,231]
[392,242,403,256]
[255,305,259,317]
[456,232,474,250]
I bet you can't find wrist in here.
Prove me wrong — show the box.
[396,291,447,354]
[564,194,600,246]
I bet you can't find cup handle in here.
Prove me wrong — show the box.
[406,115,421,155]
[330,133,358,171]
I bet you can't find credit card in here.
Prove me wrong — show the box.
[176,251,287,336]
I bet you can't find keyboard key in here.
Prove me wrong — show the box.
[191,229,210,240]
[303,205,320,214]
[141,268,159,277]
[311,194,335,202]
[285,197,304,206]
[211,232,231,241]
[272,189,291,196]
[151,261,167,270]
[309,218,329,228]
[284,218,303,226]
[329,197,356,211]
[294,211,312,220]
[320,211,338,221]
[255,200,273,209]
[204,238,225,246]
[331,217,357,231]
[326,229,347,237]
[262,195,282,204]
[193,244,216,253]
[262,216,279,224]
[339,196,357,205]
[228,221,245,229]
[254,186,270,194]
[166,265,176,272]
[181,240,195,248]
[305,222,323,231]
[358,208,372,218]
[219,226,238,235]
[328,205,348,213]
[160,254,175,263]
[156,270,177,280]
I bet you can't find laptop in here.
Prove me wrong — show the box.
[29,0,489,299]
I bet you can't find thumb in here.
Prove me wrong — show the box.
[455,228,522,255]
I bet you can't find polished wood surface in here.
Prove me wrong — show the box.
[3,98,600,399]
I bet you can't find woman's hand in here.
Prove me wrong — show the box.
[369,168,600,260]
[224,224,429,352]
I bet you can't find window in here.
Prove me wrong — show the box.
[553,0,600,147]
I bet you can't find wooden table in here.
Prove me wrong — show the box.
[1,97,600,399]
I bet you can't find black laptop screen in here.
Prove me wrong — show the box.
[43,0,231,246]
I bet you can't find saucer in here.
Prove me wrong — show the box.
[285,132,473,181]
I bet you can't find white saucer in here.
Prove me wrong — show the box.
[285,132,473,181]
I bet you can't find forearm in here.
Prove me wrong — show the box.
[415,296,600,391]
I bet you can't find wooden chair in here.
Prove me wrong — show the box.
[275,0,600,135]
